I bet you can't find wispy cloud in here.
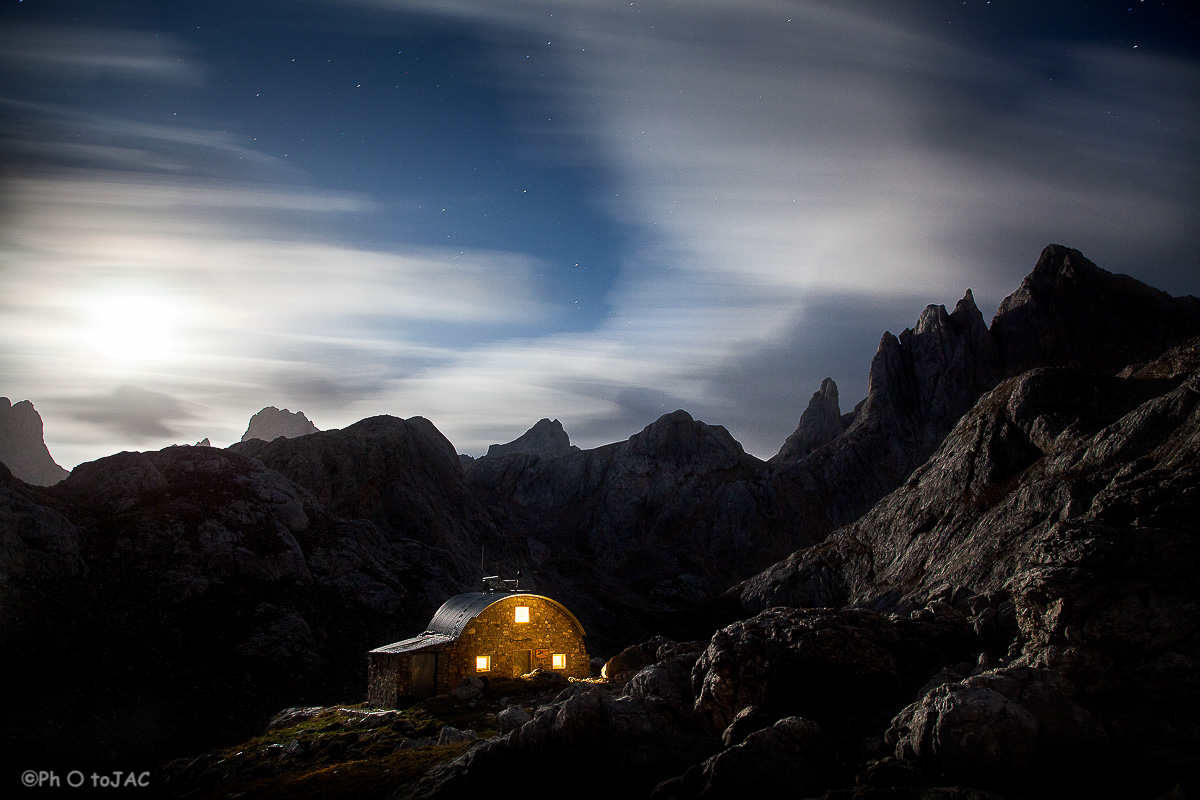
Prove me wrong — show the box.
[0,169,555,466]
[0,23,205,85]
[3,5,1197,467]
[303,0,1199,454]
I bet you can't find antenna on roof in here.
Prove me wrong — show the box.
[480,545,487,592]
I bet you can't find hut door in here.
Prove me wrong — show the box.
[513,649,532,677]
[411,653,437,700]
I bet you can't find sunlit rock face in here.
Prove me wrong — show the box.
[0,397,70,485]
[483,417,578,459]
[240,406,319,442]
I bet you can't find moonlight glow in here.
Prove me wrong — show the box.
[0,0,1197,471]
[83,292,184,365]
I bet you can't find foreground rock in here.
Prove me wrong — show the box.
[402,644,715,800]
[0,397,69,485]
[738,338,1200,791]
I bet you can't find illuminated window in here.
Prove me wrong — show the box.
[551,653,566,670]
[476,656,491,672]
[514,606,530,623]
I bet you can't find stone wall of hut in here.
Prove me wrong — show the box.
[366,594,588,708]
[446,595,589,687]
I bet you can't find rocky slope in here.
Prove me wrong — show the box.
[0,397,70,485]
[1,436,482,770]
[241,406,320,442]
[731,338,1200,780]
[396,257,1200,799]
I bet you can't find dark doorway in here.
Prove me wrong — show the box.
[513,649,532,676]
[411,653,437,700]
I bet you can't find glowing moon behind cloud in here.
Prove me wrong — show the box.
[83,291,184,365]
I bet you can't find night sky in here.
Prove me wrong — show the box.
[2,0,1198,468]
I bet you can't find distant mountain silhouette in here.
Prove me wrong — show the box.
[240,406,319,442]
[0,397,69,485]
[483,418,578,459]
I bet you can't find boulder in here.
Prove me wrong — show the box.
[691,607,977,738]
[654,717,837,799]
[453,676,485,701]
[404,685,715,799]
[887,667,1108,779]
[436,726,478,746]
[496,706,532,734]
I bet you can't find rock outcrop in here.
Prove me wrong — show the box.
[990,244,1200,377]
[403,641,715,800]
[771,377,846,462]
[771,288,1002,531]
[483,418,577,459]
[0,397,70,485]
[232,415,502,584]
[240,406,319,442]
[736,335,1200,790]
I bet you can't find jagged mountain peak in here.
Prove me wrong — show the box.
[992,244,1200,377]
[0,396,70,486]
[485,417,576,459]
[771,378,844,463]
[240,406,319,442]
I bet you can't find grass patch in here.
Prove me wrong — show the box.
[226,745,469,800]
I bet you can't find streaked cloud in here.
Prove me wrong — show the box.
[0,23,204,84]
[2,4,1197,467]
[59,386,201,443]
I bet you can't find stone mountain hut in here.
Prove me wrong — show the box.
[367,587,589,707]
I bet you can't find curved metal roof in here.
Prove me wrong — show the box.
[369,633,454,654]
[426,592,586,638]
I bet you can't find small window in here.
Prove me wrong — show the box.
[551,653,566,670]
[514,606,530,623]
[476,655,491,672]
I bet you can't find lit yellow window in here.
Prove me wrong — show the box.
[514,606,530,623]
[551,653,566,670]
[476,656,491,672]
